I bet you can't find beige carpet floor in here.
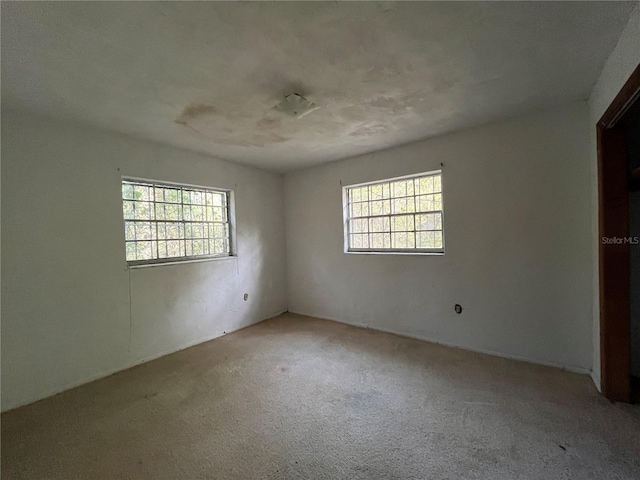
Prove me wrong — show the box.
[2,313,640,479]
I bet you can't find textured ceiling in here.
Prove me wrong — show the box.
[1,2,635,172]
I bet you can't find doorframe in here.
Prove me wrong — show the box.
[597,63,640,403]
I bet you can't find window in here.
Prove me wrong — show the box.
[343,171,444,254]
[122,178,232,266]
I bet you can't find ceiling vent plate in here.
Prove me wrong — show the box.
[274,93,318,118]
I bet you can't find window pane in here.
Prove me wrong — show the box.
[416,194,442,212]
[136,241,153,260]
[183,206,192,221]
[416,231,435,249]
[369,200,391,215]
[165,204,181,220]
[433,175,442,193]
[165,223,181,239]
[369,184,390,200]
[213,238,225,254]
[416,213,442,231]
[349,218,369,234]
[191,205,204,221]
[134,202,153,220]
[193,223,204,238]
[391,232,413,249]
[405,180,415,196]
[134,222,153,240]
[370,216,390,233]
[419,176,435,194]
[193,239,205,256]
[123,201,135,220]
[191,190,203,205]
[134,185,152,201]
[351,202,369,218]
[433,193,442,210]
[391,180,413,198]
[122,179,232,264]
[345,172,442,253]
[154,187,164,202]
[391,215,414,232]
[158,240,168,258]
[124,222,137,241]
[166,240,182,257]
[155,203,166,220]
[212,207,224,222]
[350,234,371,249]
[213,224,225,238]
[370,232,391,249]
[164,188,180,203]
[391,197,415,214]
[434,231,443,249]
[126,242,136,261]
[156,223,166,239]
[122,183,134,200]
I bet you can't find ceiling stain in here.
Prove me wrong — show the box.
[175,102,291,147]
[174,90,424,149]
[175,104,217,125]
[256,116,282,130]
[247,132,289,148]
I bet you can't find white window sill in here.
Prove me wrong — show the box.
[127,255,237,269]
[345,250,444,256]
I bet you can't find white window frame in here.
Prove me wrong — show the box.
[122,177,236,267]
[342,170,444,255]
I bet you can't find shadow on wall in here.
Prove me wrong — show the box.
[127,227,266,363]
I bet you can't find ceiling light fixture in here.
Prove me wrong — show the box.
[273,93,318,118]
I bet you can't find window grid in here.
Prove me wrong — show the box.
[122,179,231,265]
[345,172,443,253]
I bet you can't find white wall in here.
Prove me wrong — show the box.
[587,1,640,390]
[285,101,593,372]
[1,110,287,411]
